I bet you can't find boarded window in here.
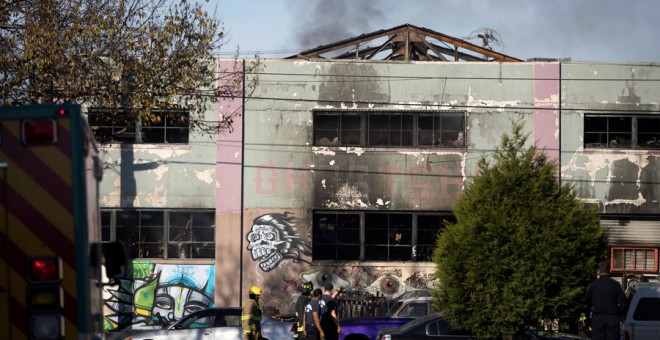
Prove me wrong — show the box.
[611,247,658,273]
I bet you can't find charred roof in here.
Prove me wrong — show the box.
[287,24,522,62]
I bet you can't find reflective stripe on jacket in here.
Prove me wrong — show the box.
[241,298,263,334]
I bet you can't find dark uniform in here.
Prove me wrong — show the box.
[304,298,322,340]
[320,294,339,340]
[586,273,627,340]
[294,283,312,340]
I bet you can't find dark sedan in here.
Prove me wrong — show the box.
[377,314,585,340]
[377,313,474,339]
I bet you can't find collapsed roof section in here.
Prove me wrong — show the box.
[287,23,522,62]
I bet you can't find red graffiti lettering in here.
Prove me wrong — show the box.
[286,168,309,195]
[255,166,279,195]
[409,165,431,199]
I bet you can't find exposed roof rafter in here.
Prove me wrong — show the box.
[287,23,522,62]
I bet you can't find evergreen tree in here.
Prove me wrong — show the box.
[432,121,607,339]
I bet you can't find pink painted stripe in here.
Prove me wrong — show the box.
[216,60,245,212]
[534,63,560,161]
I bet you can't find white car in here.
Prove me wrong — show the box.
[116,307,294,340]
[621,282,660,340]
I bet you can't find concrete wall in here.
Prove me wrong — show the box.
[98,113,217,209]
[216,59,562,316]
[101,59,660,320]
[560,62,660,214]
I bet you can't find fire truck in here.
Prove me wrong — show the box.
[0,104,124,340]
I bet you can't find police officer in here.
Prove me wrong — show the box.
[586,261,627,340]
[242,285,263,340]
[294,281,313,340]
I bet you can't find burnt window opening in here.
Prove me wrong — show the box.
[584,115,660,149]
[101,209,215,259]
[87,109,190,144]
[313,110,465,148]
[312,211,454,262]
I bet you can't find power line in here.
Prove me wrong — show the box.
[245,71,660,83]
[214,94,660,114]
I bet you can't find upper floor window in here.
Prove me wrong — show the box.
[313,110,465,148]
[584,115,660,149]
[88,109,190,144]
[101,209,215,259]
[312,211,454,262]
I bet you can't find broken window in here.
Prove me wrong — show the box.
[312,213,361,260]
[313,110,465,148]
[638,117,660,149]
[584,115,660,149]
[312,211,453,262]
[88,109,190,144]
[101,209,215,259]
[364,213,412,261]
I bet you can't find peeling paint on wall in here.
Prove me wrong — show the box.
[195,169,215,184]
[325,182,370,209]
[562,151,660,213]
[151,164,168,181]
[141,184,167,207]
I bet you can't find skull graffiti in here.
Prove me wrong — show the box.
[246,213,312,272]
[247,224,285,271]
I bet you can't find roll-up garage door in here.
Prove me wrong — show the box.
[601,219,660,246]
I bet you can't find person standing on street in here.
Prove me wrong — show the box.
[303,288,325,340]
[242,285,263,340]
[586,261,627,340]
[294,281,313,340]
[320,283,340,340]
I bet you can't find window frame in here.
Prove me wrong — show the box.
[313,110,466,148]
[584,114,660,150]
[312,211,454,262]
[87,108,190,144]
[101,209,215,260]
[611,247,658,273]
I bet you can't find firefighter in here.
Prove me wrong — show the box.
[294,281,314,339]
[242,285,263,340]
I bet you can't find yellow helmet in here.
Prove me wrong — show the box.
[249,285,262,296]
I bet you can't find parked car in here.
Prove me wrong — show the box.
[621,281,660,340]
[339,296,435,340]
[114,307,293,340]
[377,313,584,340]
[377,313,473,340]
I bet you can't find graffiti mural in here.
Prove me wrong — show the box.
[240,211,438,318]
[300,266,437,300]
[103,261,215,330]
[247,212,312,271]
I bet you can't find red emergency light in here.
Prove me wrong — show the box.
[28,257,61,282]
[21,119,58,145]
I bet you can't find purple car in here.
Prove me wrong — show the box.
[339,296,435,340]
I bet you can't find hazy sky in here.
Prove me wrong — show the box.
[213,0,659,62]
